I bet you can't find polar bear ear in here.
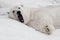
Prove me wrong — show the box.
[21,5,23,7]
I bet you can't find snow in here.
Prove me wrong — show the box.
[0,0,59,8]
[0,18,60,40]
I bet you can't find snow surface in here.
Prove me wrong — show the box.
[0,0,59,8]
[0,18,60,40]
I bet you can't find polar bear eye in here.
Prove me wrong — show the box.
[12,10,15,13]
[7,12,9,14]
[46,25,48,27]
[18,7,20,9]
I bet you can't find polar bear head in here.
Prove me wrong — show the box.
[8,5,31,24]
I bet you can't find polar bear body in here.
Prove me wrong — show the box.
[8,5,60,34]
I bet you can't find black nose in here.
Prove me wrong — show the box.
[17,11,21,16]
[17,11,24,23]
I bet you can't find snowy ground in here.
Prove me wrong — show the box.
[0,18,60,40]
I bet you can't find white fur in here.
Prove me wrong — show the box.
[8,5,60,35]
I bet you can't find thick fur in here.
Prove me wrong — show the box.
[8,5,60,35]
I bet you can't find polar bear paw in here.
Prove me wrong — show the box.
[40,25,55,35]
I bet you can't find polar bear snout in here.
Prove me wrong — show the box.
[17,11,24,23]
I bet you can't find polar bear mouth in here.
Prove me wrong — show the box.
[17,11,24,23]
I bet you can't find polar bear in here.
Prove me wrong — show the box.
[8,5,60,35]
